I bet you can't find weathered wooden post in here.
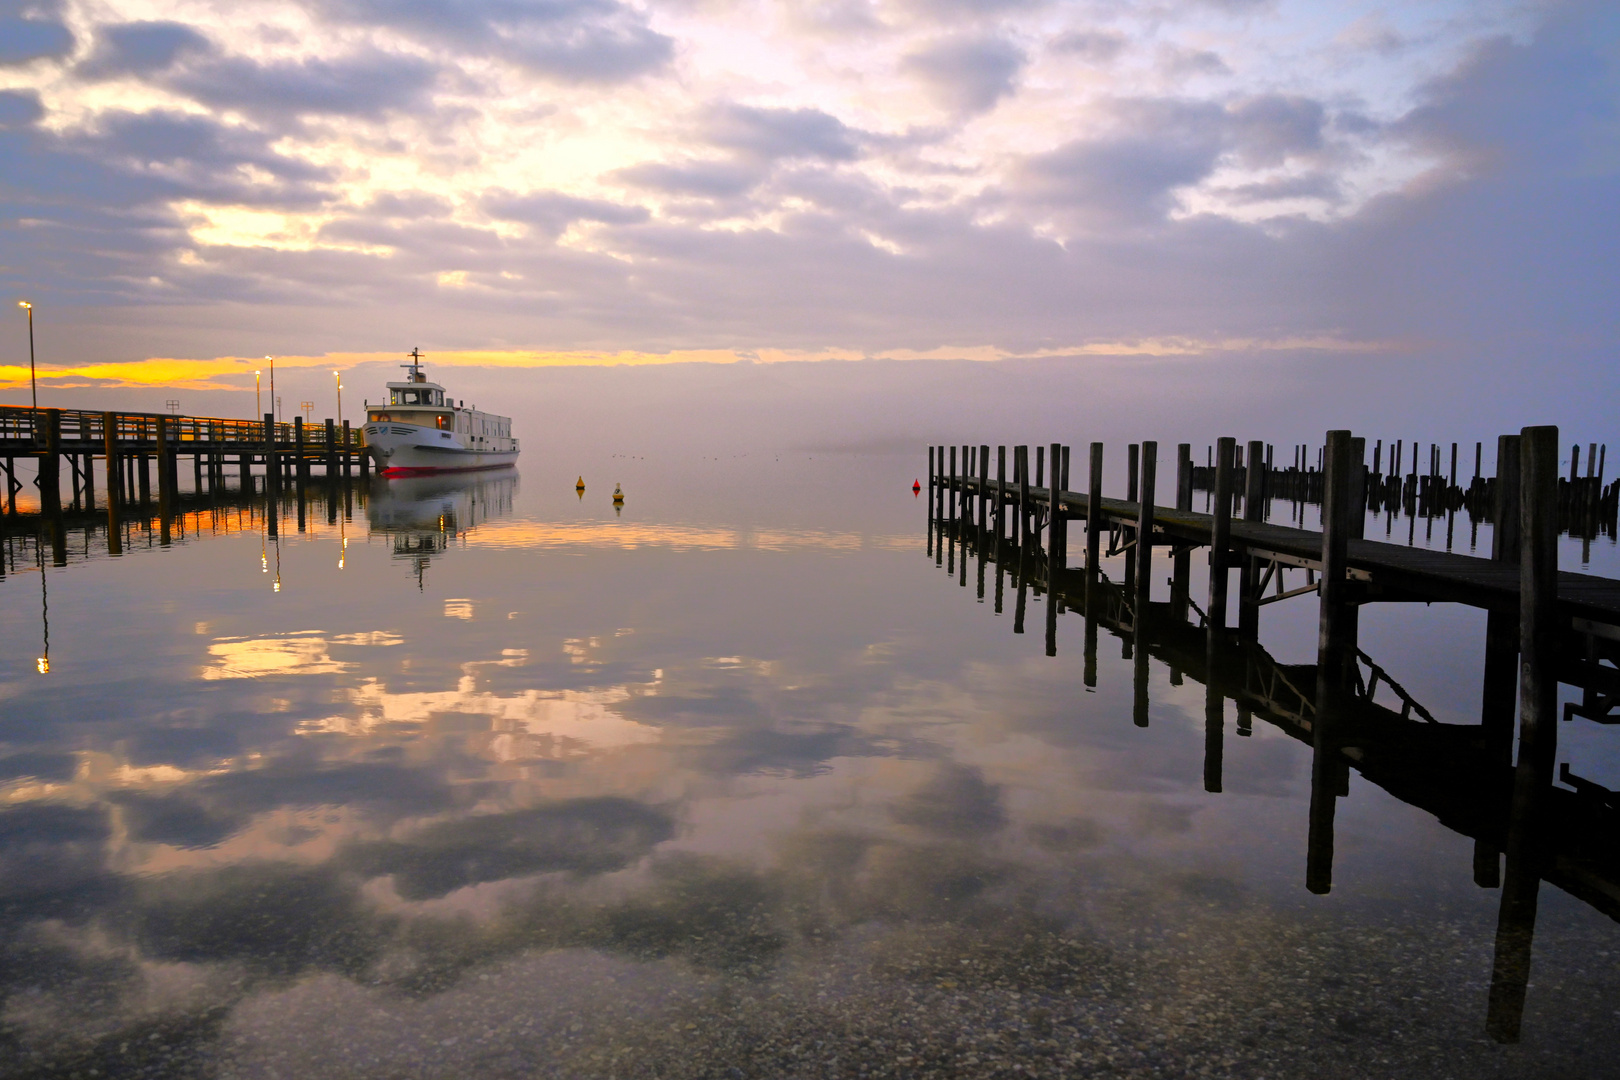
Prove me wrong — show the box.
[1017,445,1030,549]
[1307,430,1357,896]
[995,446,1007,541]
[1085,443,1103,577]
[294,417,308,488]
[978,444,990,533]
[264,413,279,492]
[1136,441,1157,610]
[1172,444,1193,622]
[1486,425,1560,1044]
[325,418,338,480]
[1237,439,1265,637]
[37,409,62,517]
[1207,438,1235,636]
[926,447,935,557]
[102,412,123,555]
[155,415,175,544]
[1350,436,1367,541]
[1049,440,1062,625]
[1123,444,1139,593]
[1475,433,1521,888]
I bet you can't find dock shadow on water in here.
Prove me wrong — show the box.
[1,445,1618,1079]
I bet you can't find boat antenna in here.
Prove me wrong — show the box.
[402,347,425,382]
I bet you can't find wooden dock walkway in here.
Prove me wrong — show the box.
[1,404,368,518]
[926,429,1617,1044]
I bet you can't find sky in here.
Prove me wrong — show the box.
[0,0,1616,443]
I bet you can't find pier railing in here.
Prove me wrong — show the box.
[0,406,363,450]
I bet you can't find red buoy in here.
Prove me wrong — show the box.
[912,479,921,494]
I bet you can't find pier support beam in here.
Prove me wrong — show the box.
[155,415,174,544]
[103,412,122,556]
[1487,424,1561,1044]
[1207,438,1235,637]
[1238,439,1265,637]
[1136,441,1157,610]
[1477,433,1521,887]
[37,409,63,517]
[264,414,279,493]
[1307,430,1359,895]
[1085,443,1102,579]
[1123,444,1139,594]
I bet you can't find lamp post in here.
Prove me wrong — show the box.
[255,370,261,418]
[266,355,275,422]
[18,301,36,409]
[334,370,342,428]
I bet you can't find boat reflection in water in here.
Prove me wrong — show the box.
[367,469,518,585]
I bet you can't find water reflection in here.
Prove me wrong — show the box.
[0,467,1616,1077]
[932,501,1620,1049]
[367,471,518,586]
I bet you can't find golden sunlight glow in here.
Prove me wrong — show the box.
[0,336,1405,391]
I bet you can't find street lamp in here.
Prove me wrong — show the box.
[255,370,261,418]
[334,370,342,428]
[17,301,36,409]
[265,355,275,422]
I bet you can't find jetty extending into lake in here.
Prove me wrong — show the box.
[928,430,1618,1045]
[0,405,367,548]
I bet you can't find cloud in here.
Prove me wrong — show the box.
[613,159,765,198]
[1218,172,1341,204]
[0,87,44,128]
[903,35,1027,115]
[176,49,443,125]
[1050,29,1127,64]
[704,104,863,162]
[1226,93,1326,167]
[312,0,674,83]
[1014,98,1227,227]
[77,20,212,79]
[1159,45,1230,78]
[0,2,74,66]
[483,189,650,236]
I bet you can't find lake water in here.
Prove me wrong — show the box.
[1,455,1617,1079]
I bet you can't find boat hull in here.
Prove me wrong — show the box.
[364,422,520,477]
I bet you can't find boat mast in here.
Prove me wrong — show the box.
[402,347,425,382]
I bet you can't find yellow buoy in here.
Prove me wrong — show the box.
[612,483,624,503]
[575,476,585,491]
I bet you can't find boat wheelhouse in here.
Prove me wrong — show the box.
[363,349,520,477]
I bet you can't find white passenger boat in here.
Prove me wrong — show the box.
[363,350,519,477]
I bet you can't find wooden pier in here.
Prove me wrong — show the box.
[0,405,369,520]
[926,429,1619,1044]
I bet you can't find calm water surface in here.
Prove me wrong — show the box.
[1,455,1617,1079]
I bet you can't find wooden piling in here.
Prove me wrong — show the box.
[102,412,122,555]
[1238,439,1265,637]
[978,444,989,532]
[1017,445,1030,549]
[1476,433,1521,887]
[1172,443,1192,622]
[995,446,1007,540]
[1085,443,1102,576]
[38,410,62,516]
[1136,441,1157,609]
[264,414,279,491]
[1307,430,1356,896]
[1486,424,1560,1043]
[1047,441,1065,607]
[1206,438,1235,634]
[1124,444,1139,593]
